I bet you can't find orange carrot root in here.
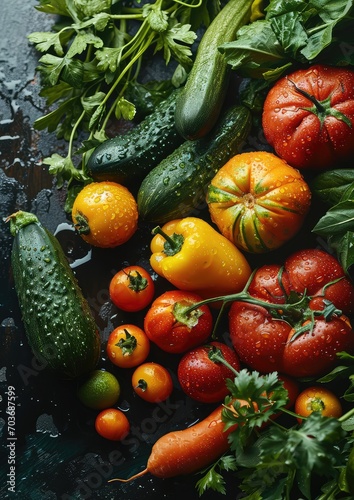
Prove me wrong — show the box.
[108,468,148,483]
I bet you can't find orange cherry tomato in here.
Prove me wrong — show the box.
[295,386,343,423]
[106,324,150,369]
[109,265,155,312]
[72,181,138,248]
[144,290,213,354]
[95,408,130,441]
[132,362,173,403]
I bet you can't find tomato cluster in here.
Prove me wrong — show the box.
[95,243,354,441]
[229,248,354,378]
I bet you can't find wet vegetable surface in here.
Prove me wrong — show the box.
[0,1,337,499]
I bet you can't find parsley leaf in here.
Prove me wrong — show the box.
[223,369,288,450]
[29,0,216,204]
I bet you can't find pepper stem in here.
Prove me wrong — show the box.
[151,226,184,256]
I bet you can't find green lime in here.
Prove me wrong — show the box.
[77,369,120,410]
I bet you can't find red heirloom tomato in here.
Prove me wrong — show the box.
[144,290,213,354]
[295,386,343,423]
[106,324,150,368]
[229,248,354,378]
[109,265,155,312]
[207,151,311,253]
[262,65,354,170]
[177,341,240,403]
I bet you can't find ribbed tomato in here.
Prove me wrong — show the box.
[262,65,354,170]
[207,151,311,253]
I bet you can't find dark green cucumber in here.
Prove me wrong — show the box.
[137,105,251,224]
[9,211,100,379]
[86,89,184,187]
[174,0,254,140]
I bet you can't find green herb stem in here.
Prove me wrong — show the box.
[338,406,354,423]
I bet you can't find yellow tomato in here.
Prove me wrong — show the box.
[72,181,138,248]
[132,362,173,403]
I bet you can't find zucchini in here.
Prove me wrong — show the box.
[86,89,184,188]
[174,0,254,140]
[9,211,100,379]
[137,105,251,224]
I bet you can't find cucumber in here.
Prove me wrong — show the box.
[137,105,251,224]
[174,0,254,140]
[9,211,100,379]
[85,89,184,188]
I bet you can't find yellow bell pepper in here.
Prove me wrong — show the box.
[150,217,252,299]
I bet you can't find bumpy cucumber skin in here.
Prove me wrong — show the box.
[137,105,251,224]
[86,89,184,187]
[174,0,254,140]
[11,213,100,379]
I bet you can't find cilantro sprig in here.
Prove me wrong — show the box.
[28,0,218,202]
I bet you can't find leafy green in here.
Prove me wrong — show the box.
[196,369,354,499]
[223,370,289,450]
[28,0,220,205]
[196,455,237,496]
[311,169,354,207]
[312,170,354,274]
[219,0,354,82]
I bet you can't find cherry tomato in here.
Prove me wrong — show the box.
[278,375,299,410]
[132,362,173,403]
[95,408,130,441]
[229,248,354,378]
[72,181,138,248]
[262,64,354,170]
[106,324,150,369]
[295,386,343,423]
[144,290,213,354]
[109,265,155,312]
[207,151,311,253]
[177,341,240,403]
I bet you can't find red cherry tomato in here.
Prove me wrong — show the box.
[106,324,150,368]
[177,341,240,403]
[132,362,173,403]
[278,375,299,410]
[95,408,130,441]
[295,386,343,423]
[109,265,155,312]
[144,290,213,354]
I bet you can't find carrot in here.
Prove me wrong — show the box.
[110,401,247,482]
